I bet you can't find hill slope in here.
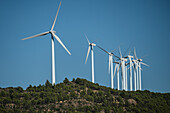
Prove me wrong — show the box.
[0,78,170,112]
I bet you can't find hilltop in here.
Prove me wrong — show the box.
[0,78,170,113]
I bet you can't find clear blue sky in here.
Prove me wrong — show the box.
[0,0,170,93]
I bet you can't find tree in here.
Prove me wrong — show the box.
[64,78,69,84]
[26,84,33,91]
[45,80,52,88]
[72,78,75,82]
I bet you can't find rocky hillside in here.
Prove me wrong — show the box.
[0,78,170,112]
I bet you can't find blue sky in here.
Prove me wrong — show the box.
[0,0,170,93]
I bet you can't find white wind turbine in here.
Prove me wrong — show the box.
[125,51,134,91]
[97,46,118,89]
[138,58,149,90]
[132,59,138,91]
[113,61,120,90]
[84,34,96,83]
[117,47,127,90]
[21,1,71,85]
[134,48,149,90]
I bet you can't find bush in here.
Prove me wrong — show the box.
[16,87,23,93]
[0,91,7,97]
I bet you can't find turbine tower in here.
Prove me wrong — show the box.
[97,46,117,89]
[21,1,71,85]
[84,34,96,83]
[125,62,129,91]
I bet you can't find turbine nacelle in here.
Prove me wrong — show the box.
[108,52,114,56]
[49,30,56,34]
[125,55,133,59]
[90,43,96,47]
[120,58,127,62]
[138,59,142,62]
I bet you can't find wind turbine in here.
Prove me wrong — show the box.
[84,34,96,83]
[132,58,138,91]
[125,50,134,91]
[138,58,149,90]
[115,47,127,90]
[113,61,120,90]
[97,46,118,89]
[21,1,71,85]
[134,48,149,90]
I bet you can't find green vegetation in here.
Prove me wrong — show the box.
[0,78,170,112]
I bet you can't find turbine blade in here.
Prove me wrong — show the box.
[85,46,91,64]
[113,54,120,59]
[129,47,131,55]
[132,62,136,70]
[126,63,130,66]
[139,67,143,71]
[113,64,117,78]
[129,58,133,67]
[51,32,71,55]
[51,0,62,30]
[92,40,97,44]
[97,45,109,54]
[129,58,132,63]
[141,55,148,59]
[134,47,137,59]
[117,64,121,74]
[141,62,149,67]
[119,47,122,58]
[21,31,49,40]
[111,48,116,53]
[117,64,121,79]
[123,45,131,57]
[127,59,132,70]
[84,33,90,44]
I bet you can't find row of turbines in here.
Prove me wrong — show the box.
[85,36,149,91]
[21,1,149,91]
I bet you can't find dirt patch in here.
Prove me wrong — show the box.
[128,99,137,105]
